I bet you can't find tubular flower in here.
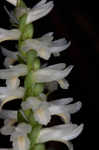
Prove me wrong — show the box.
[10,123,32,150]
[21,96,82,125]
[0,109,17,135]
[33,64,73,84]
[0,64,27,79]
[22,33,71,60]
[0,77,25,108]
[15,0,54,24]
[0,28,21,43]
[1,47,18,68]
[37,124,84,149]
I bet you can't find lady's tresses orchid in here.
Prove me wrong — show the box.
[0,77,25,108]
[21,96,82,125]
[1,47,18,68]
[0,1,83,150]
[32,63,73,90]
[22,32,71,60]
[0,109,17,135]
[6,0,54,24]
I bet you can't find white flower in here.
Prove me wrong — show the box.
[0,28,21,43]
[6,0,17,6]
[0,64,27,79]
[22,32,71,60]
[15,0,54,24]
[44,63,71,89]
[0,77,25,109]
[37,124,84,149]
[1,47,18,68]
[0,109,17,136]
[0,109,17,120]
[31,63,73,89]
[0,118,16,135]
[21,97,82,125]
[10,123,32,150]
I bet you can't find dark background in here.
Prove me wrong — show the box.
[0,0,98,150]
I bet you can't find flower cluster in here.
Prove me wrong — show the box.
[0,1,84,150]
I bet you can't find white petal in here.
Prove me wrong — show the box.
[3,57,17,68]
[38,124,84,143]
[51,41,71,53]
[0,110,17,119]
[66,101,82,114]
[1,47,18,59]
[33,65,73,83]
[15,123,32,134]
[6,0,17,6]
[50,98,73,105]
[0,64,27,79]
[45,63,66,70]
[0,87,24,98]
[26,1,54,24]
[0,28,21,43]
[34,102,51,125]
[48,105,71,123]
[21,97,41,110]
[34,0,47,8]
[39,32,54,42]
[0,119,16,135]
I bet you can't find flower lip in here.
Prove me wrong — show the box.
[37,123,84,143]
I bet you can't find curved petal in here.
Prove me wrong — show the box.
[26,1,54,24]
[37,124,84,143]
[6,0,17,6]
[0,64,27,79]
[50,98,73,105]
[0,28,20,43]
[33,65,73,83]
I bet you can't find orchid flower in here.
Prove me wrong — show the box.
[21,96,82,125]
[0,77,25,108]
[22,33,71,60]
[1,47,18,68]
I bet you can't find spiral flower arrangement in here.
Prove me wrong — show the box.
[0,0,84,150]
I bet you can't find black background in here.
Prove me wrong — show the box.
[0,0,98,150]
